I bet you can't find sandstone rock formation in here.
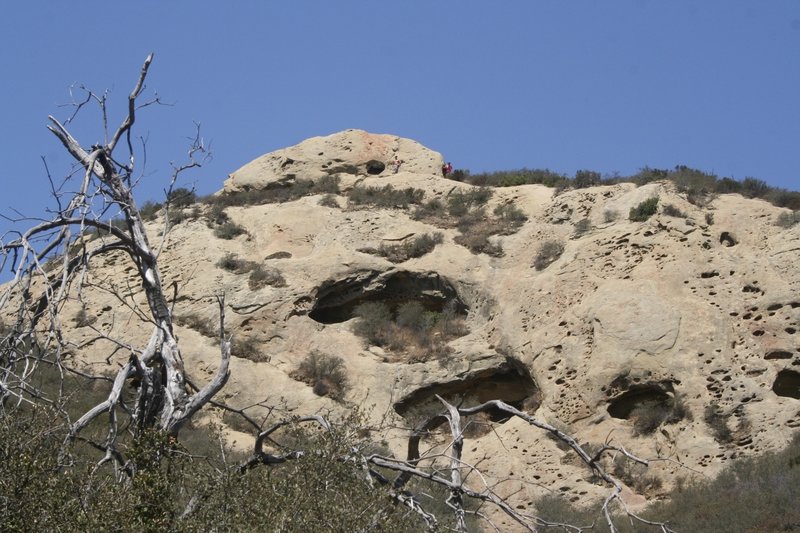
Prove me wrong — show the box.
[223,129,445,192]
[7,132,800,529]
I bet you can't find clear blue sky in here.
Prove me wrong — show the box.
[1,1,799,232]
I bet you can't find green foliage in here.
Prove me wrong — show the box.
[175,312,218,338]
[461,168,569,188]
[352,300,467,362]
[573,218,591,238]
[704,402,733,443]
[318,193,340,208]
[206,177,341,208]
[740,177,769,198]
[248,264,286,290]
[347,185,424,208]
[231,335,268,362]
[293,351,349,400]
[776,210,800,229]
[447,188,492,217]
[492,203,528,229]
[573,169,601,189]
[74,307,97,328]
[412,198,447,220]
[644,433,800,532]
[661,203,686,218]
[629,197,659,222]
[629,395,691,436]
[167,187,198,208]
[374,233,444,263]
[213,221,247,239]
[603,209,619,223]
[705,212,714,225]
[533,240,564,270]
[216,253,254,274]
[139,200,164,221]
[0,405,424,532]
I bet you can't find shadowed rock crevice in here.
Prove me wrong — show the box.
[773,369,800,399]
[607,382,675,419]
[393,358,539,425]
[308,270,468,324]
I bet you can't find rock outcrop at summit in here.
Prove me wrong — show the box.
[8,130,800,529]
[223,129,445,192]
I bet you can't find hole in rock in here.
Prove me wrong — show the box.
[607,382,675,420]
[308,270,468,324]
[719,232,737,246]
[773,370,800,399]
[366,160,386,175]
[765,350,793,360]
[393,359,539,431]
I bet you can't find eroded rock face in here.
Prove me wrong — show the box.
[12,132,800,523]
[223,129,445,192]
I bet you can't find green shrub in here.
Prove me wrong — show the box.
[411,198,447,221]
[352,302,394,346]
[293,351,349,400]
[776,210,800,228]
[347,185,424,208]
[374,233,444,263]
[231,335,267,362]
[662,203,686,218]
[167,187,197,207]
[213,221,247,239]
[139,200,163,221]
[705,212,714,225]
[603,209,619,223]
[740,177,769,198]
[206,177,341,209]
[216,253,254,274]
[352,300,467,362]
[447,188,492,217]
[573,218,591,237]
[318,194,340,208]
[248,265,286,289]
[74,307,97,328]
[704,403,733,443]
[493,203,527,230]
[533,240,564,270]
[175,312,218,338]
[629,197,659,222]
[574,169,601,188]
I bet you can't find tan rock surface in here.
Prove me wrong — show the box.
[8,132,800,527]
[223,129,445,191]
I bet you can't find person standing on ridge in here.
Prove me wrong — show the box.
[392,155,403,174]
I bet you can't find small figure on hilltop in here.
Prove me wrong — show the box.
[442,161,453,177]
[392,155,404,174]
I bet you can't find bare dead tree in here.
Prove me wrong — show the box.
[0,53,229,471]
[0,55,681,532]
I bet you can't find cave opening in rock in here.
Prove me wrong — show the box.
[393,359,540,435]
[308,270,468,325]
[366,160,386,175]
[773,369,800,399]
[607,383,674,419]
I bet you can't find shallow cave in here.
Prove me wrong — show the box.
[607,382,675,419]
[366,160,386,175]
[393,359,539,428]
[773,369,800,399]
[308,270,468,324]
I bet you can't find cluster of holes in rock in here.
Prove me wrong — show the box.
[393,359,539,434]
[308,271,468,324]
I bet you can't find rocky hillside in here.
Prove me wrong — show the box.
[13,129,800,526]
